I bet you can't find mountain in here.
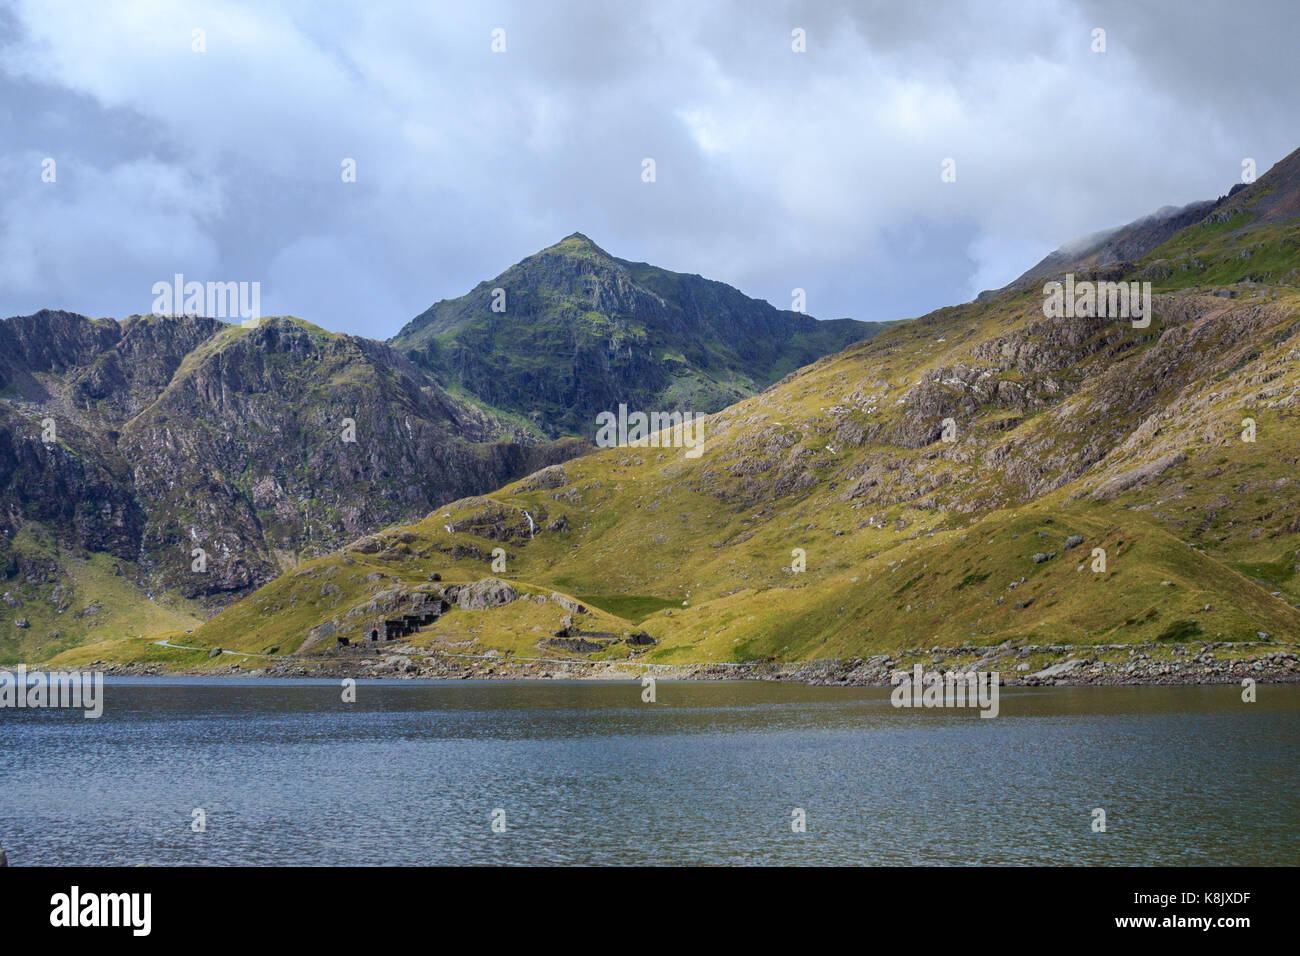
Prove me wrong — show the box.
[132,147,1300,673]
[0,312,583,663]
[1010,146,1300,288]
[390,233,887,436]
[1009,199,1223,287]
[1,239,878,665]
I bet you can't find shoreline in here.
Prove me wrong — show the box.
[81,640,1300,687]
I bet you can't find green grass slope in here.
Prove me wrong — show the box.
[42,150,1300,669]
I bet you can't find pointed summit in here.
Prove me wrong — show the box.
[546,231,612,259]
[389,235,885,437]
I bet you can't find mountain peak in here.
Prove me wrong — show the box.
[546,231,612,259]
[390,235,884,436]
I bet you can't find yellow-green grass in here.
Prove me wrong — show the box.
[45,633,209,670]
[72,257,1300,668]
[0,548,202,666]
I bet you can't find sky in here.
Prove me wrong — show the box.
[2,0,1297,338]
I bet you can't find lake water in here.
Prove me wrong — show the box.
[1,679,1296,866]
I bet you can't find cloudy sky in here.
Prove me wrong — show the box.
[2,0,1297,337]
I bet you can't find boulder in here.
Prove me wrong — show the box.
[457,578,520,610]
[348,535,383,554]
[550,592,588,615]
[1030,658,1083,679]
[522,464,568,491]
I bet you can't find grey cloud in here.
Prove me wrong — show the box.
[1,0,1296,337]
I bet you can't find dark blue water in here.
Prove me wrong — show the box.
[2,679,1296,865]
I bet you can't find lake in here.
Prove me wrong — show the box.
[1,679,1296,865]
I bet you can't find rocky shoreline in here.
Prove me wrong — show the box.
[87,640,1300,686]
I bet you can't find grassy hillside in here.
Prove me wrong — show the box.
[38,151,1300,671]
[0,530,201,666]
[69,284,1299,669]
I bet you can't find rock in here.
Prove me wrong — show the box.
[1030,658,1083,679]
[298,619,337,653]
[13,618,29,629]
[522,464,568,491]
[627,630,657,646]
[1091,452,1187,500]
[349,535,384,554]
[1064,534,1084,550]
[48,585,70,610]
[1014,598,1034,609]
[549,592,588,615]
[543,636,604,653]
[1032,552,1055,563]
[458,578,520,610]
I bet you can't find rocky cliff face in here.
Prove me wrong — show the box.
[0,312,586,640]
[116,318,584,596]
[1,236,876,663]
[390,233,886,436]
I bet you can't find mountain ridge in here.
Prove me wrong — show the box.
[1,239,879,664]
[137,147,1300,672]
[390,232,889,436]
[1008,146,1300,289]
